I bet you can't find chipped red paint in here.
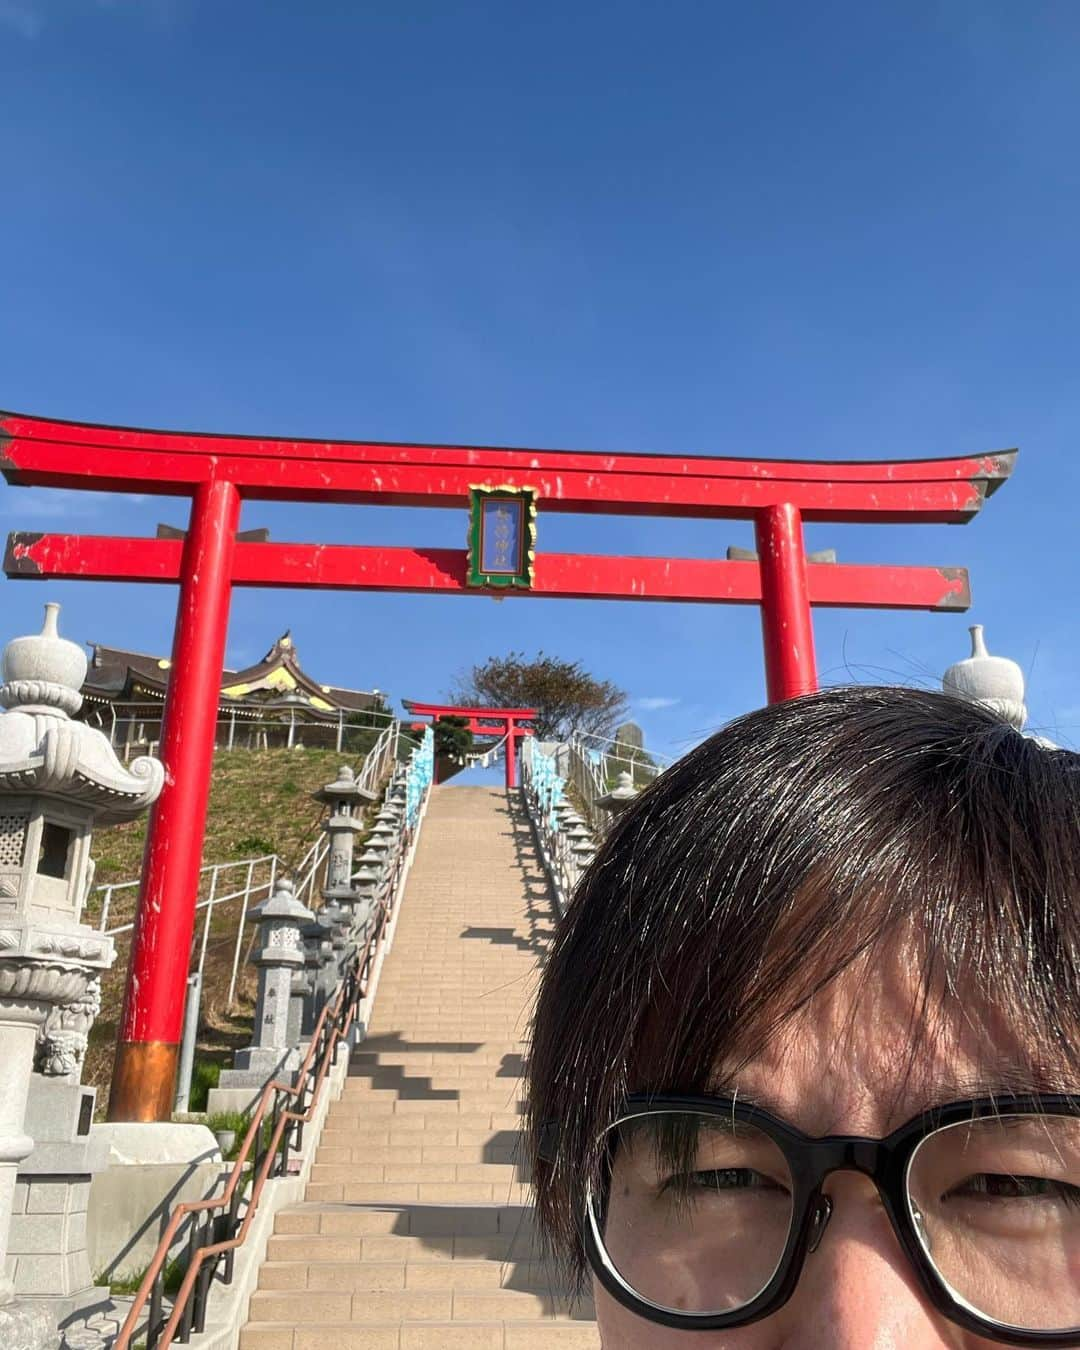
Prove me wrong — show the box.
[109,478,241,1121]
[403,701,536,789]
[4,532,45,574]
[0,410,1015,523]
[0,409,1018,1118]
[4,533,972,610]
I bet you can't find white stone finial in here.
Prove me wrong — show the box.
[0,603,88,717]
[942,624,1027,730]
[0,607,164,822]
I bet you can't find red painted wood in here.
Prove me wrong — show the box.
[403,702,534,789]
[0,411,1015,522]
[755,503,818,702]
[109,479,241,1120]
[4,534,971,611]
[0,409,1017,487]
[403,700,538,720]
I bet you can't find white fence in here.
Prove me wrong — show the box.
[565,730,668,835]
[81,699,399,759]
[521,738,596,914]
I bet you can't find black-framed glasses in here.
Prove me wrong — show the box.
[579,1093,1080,1346]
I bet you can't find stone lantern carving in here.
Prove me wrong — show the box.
[0,603,163,1344]
[943,624,1027,730]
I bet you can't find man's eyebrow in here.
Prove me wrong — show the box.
[700,1073,1079,1129]
[902,1076,1079,1115]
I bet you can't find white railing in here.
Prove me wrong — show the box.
[570,727,673,770]
[355,719,400,797]
[566,730,667,835]
[91,843,329,1012]
[521,737,596,914]
[95,854,279,938]
[80,698,398,759]
[91,723,400,1005]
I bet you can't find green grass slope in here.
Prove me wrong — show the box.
[85,746,366,1108]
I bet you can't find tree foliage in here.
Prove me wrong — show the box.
[434,714,474,763]
[452,651,628,742]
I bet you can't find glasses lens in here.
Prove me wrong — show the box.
[908,1112,1080,1332]
[589,1109,794,1315]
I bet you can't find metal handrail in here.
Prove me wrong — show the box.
[113,742,432,1349]
[114,964,363,1349]
[566,735,607,836]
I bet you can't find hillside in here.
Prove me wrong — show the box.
[84,746,371,1108]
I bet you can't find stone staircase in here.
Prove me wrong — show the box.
[240,786,599,1349]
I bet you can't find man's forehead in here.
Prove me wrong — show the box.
[712,955,1061,1136]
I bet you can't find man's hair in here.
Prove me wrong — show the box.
[526,685,1080,1273]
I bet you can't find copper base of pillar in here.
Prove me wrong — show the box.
[107,1041,179,1121]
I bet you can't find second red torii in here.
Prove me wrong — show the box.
[402,699,536,788]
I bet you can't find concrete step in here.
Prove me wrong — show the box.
[325,1102,526,1121]
[308,1162,524,1186]
[257,1260,581,1295]
[248,1287,593,1322]
[305,1181,535,1206]
[240,1318,601,1348]
[316,1116,527,1136]
[267,1232,548,1265]
[314,1144,524,1166]
[318,1129,523,1150]
[333,1092,527,1110]
[272,1203,545,1242]
[239,790,596,1346]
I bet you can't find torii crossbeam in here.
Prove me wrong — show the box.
[402,700,536,788]
[0,410,1016,1121]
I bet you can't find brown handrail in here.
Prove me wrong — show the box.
[114,848,404,1349]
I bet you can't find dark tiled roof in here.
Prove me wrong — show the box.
[81,633,381,712]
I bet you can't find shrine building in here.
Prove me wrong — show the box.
[77,630,389,748]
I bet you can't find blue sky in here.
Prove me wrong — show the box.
[1,0,1078,765]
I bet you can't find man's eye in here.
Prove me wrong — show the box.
[946,1173,1080,1206]
[665,1167,787,1194]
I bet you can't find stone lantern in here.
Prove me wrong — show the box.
[296,919,331,1039]
[312,765,375,897]
[597,770,640,819]
[943,625,1027,729]
[313,765,375,982]
[0,603,163,1345]
[209,878,315,1114]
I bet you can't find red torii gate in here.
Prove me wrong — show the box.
[0,409,1015,1120]
[402,700,536,788]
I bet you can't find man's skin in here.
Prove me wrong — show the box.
[594,936,1076,1348]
